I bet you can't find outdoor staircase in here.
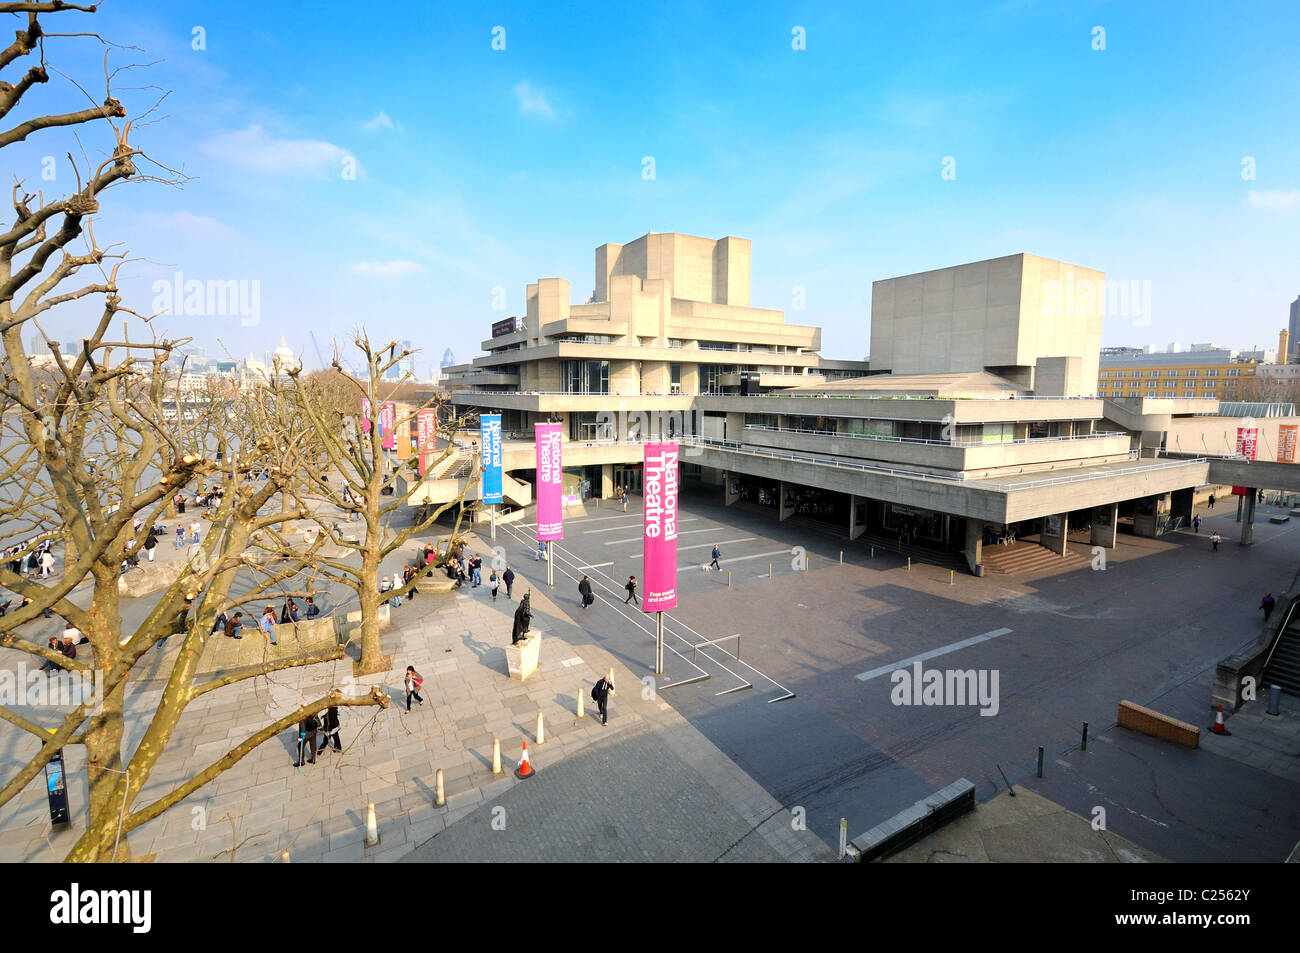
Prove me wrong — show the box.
[981,540,1090,576]
[858,532,965,571]
[1263,619,1300,697]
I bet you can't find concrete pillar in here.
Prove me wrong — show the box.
[1042,513,1068,555]
[1236,494,1244,522]
[1240,490,1256,546]
[1090,503,1118,549]
[848,495,867,541]
[723,472,739,507]
[964,519,984,577]
[778,482,793,521]
[601,464,614,499]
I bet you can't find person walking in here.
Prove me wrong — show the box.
[1210,531,1221,552]
[175,525,185,549]
[624,575,639,605]
[503,565,515,599]
[591,670,615,726]
[578,574,593,609]
[621,489,629,512]
[1261,592,1276,622]
[1208,493,1216,509]
[224,611,244,639]
[404,666,425,711]
[261,606,278,646]
[489,568,500,601]
[709,543,721,571]
[536,540,547,561]
[294,704,318,767]
[143,530,158,561]
[318,705,342,754]
[1192,513,1201,534]
[189,518,201,545]
[39,549,55,578]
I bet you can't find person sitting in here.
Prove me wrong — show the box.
[41,636,62,672]
[211,610,229,636]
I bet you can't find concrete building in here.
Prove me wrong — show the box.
[1289,295,1300,363]
[428,238,1299,575]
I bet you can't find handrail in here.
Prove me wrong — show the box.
[1263,595,1300,672]
[742,424,1131,448]
[449,390,1102,402]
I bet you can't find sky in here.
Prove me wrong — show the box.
[9,0,1300,376]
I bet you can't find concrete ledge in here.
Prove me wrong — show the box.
[118,560,186,598]
[849,778,975,862]
[506,632,542,680]
[1117,700,1200,748]
[338,604,391,643]
[1270,515,1290,524]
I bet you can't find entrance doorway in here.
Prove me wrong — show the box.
[613,464,642,493]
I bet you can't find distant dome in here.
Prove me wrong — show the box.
[273,336,299,370]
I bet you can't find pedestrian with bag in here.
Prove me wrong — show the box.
[591,670,615,726]
[1192,513,1201,534]
[624,575,639,605]
[578,574,593,609]
[503,565,515,599]
[709,543,721,571]
[489,568,500,601]
[318,705,342,754]
[1211,531,1221,552]
[404,666,425,711]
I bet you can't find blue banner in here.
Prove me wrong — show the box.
[480,413,503,504]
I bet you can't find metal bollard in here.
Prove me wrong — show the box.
[769,563,772,579]
[1268,684,1282,716]
[577,689,585,719]
[907,557,911,571]
[435,768,445,806]
[537,711,545,745]
[949,570,953,585]
[727,570,732,587]
[492,737,502,774]
[840,551,843,565]
[1081,722,1088,751]
[1036,746,1044,778]
[838,818,848,860]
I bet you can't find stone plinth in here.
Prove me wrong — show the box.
[506,631,542,680]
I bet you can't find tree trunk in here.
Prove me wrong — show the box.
[354,548,388,675]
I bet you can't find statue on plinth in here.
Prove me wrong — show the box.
[511,591,532,645]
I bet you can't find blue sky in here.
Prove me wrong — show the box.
[11,0,1299,375]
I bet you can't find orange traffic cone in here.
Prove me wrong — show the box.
[1210,705,1231,736]
[514,738,535,779]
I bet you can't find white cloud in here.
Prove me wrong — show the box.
[514,80,557,118]
[1245,189,1300,211]
[348,260,426,278]
[135,211,240,242]
[361,110,399,132]
[201,125,351,176]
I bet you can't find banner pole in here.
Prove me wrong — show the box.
[547,543,553,587]
[655,610,664,675]
[490,504,496,542]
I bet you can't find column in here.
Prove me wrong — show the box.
[1090,503,1118,549]
[1240,489,1256,546]
[724,472,740,507]
[778,482,793,521]
[964,519,984,577]
[848,495,866,540]
[601,464,614,499]
[1042,513,1069,555]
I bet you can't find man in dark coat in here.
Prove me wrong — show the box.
[511,592,532,644]
[1261,592,1276,622]
[578,575,593,609]
[502,566,515,599]
[592,670,615,726]
[318,705,342,753]
[294,704,319,767]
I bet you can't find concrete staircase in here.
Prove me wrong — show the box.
[858,532,965,571]
[1263,620,1300,697]
[981,540,1090,576]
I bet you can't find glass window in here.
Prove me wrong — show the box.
[1166,370,1180,377]
[1186,369,1198,377]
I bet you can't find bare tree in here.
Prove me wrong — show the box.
[284,333,475,674]
[0,4,390,862]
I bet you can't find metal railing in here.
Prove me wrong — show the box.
[449,389,1103,402]
[742,424,1131,448]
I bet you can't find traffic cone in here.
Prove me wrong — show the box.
[514,738,535,779]
[1210,705,1231,736]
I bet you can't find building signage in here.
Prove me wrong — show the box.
[480,413,503,504]
[642,441,679,612]
[535,423,563,541]
[1235,427,1258,461]
[492,317,518,338]
[379,402,397,450]
[1280,425,1297,464]
[416,409,437,476]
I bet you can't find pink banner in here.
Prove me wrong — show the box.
[1236,427,1258,461]
[535,423,563,542]
[642,441,679,612]
[380,402,397,450]
[361,398,372,431]
[416,409,437,476]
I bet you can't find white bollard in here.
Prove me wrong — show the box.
[492,737,502,774]
[435,768,445,806]
[281,850,290,863]
[577,690,585,719]
[537,711,545,745]
[364,802,379,847]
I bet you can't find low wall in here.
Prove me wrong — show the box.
[1117,700,1200,748]
[849,779,976,862]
